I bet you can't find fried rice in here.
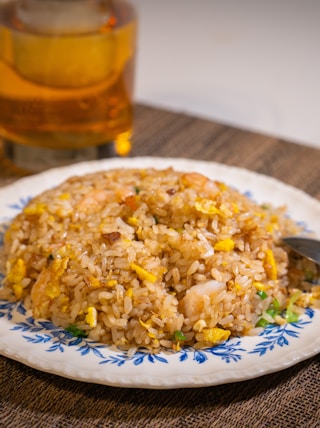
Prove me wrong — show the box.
[1,167,319,352]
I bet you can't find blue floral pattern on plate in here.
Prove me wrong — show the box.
[0,157,319,388]
[7,196,33,211]
[0,298,315,366]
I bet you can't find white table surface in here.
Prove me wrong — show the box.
[131,0,320,149]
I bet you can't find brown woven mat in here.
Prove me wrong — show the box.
[0,104,319,428]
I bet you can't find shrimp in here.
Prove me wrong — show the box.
[77,189,116,213]
[30,269,52,318]
[180,280,226,318]
[115,185,136,201]
[30,257,68,317]
[77,186,136,213]
[181,172,220,197]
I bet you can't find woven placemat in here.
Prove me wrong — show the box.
[1,356,319,428]
[0,104,319,428]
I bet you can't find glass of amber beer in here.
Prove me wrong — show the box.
[0,0,137,171]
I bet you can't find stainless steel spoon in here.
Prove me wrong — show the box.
[282,237,320,266]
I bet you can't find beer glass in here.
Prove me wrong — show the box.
[0,0,137,171]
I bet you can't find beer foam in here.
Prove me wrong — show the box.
[16,0,111,34]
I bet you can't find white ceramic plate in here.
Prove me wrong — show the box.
[0,157,319,389]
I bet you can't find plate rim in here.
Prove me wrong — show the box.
[0,157,319,389]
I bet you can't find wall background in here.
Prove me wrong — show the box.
[131,0,320,149]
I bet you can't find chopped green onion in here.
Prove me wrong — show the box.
[284,290,302,323]
[256,298,281,328]
[266,308,278,318]
[285,311,299,323]
[264,298,281,318]
[257,290,268,300]
[272,298,280,310]
[65,324,88,338]
[260,204,269,210]
[134,186,140,194]
[173,330,187,342]
[256,318,270,328]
